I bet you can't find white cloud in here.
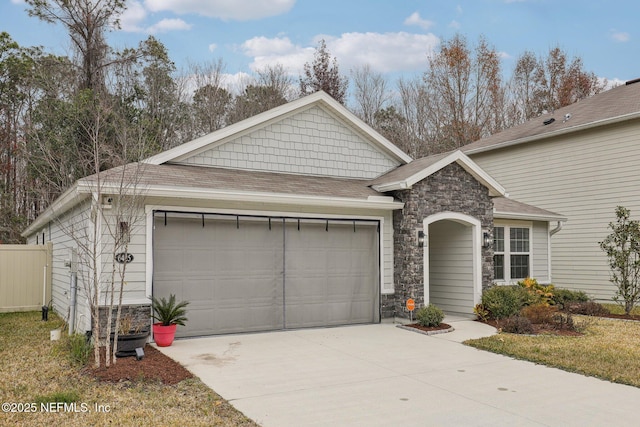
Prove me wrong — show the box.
[404,12,434,30]
[119,1,192,34]
[144,0,296,21]
[147,18,192,34]
[449,20,461,29]
[329,32,439,73]
[119,1,147,32]
[240,32,440,75]
[610,30,630,42]
[240,36,312,74]
[600,77,625,89]
[208,43,218,52]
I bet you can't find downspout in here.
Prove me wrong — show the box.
[550,220,563,236]
[68,247,78,335]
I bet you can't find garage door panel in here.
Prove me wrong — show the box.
[284,222,379,329]
[153,216,284,337]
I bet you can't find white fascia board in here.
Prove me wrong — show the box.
[372,150,506,196]
[465,111,640,155]
[143,91,412,166]
[144,185,404,210]
[494,211,567,222]
[21,183,89,237]
[370,181,410,192]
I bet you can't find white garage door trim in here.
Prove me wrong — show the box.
[151,210,381,336]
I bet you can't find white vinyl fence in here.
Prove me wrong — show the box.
[0,243,52,312]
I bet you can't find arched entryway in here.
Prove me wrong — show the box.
[423,212,482,316]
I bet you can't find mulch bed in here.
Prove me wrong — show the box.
[597,312,640,321]
[86,345,193,385]
[404,323,453,333]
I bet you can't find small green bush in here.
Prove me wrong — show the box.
[481,285,532,319]
[66,333,92,366]
[500,316,534,334]
[416,304,445,327]
[552,288,590,309]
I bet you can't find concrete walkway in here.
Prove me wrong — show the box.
[157,317,640,426]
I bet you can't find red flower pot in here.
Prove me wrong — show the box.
[153,323,177,347]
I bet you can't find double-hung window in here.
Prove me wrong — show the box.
[493,223,531,282]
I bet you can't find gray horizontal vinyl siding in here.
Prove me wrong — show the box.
[532,221,550,282]
[30,201,92,329]
[472,119,640,300]
[99,207,147,303]
[178,106,400,179]
[429,220,474,314]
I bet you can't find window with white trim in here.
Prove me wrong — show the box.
[493,224,531,282]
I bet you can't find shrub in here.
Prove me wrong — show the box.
[552,288,590,309]
[550,312,575,331]
[518,277,555,306]
[65,333,92,366]
[500,316,534,334]
[599,206,640,315]
[481,285,531,319]
[520,304,558,325]
[416,304,445,327]
[565,301,609,316]
[473,303,490,322]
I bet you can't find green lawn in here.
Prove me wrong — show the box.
[465,315,640,387]
[0,311,258,427]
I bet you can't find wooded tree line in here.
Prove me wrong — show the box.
[0,0,605,243]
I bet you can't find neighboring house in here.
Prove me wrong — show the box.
[464,78,640,301]
[22,91,564,337]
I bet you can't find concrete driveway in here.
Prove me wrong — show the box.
[158,317,640,426]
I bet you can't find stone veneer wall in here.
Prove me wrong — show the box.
[381,162,494,319]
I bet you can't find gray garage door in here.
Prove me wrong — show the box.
[153,213,379,337]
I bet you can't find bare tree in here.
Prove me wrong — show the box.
[187,59,232,136]
[228,64,294,124]
[350,64,392,126]
[510,46,606,120]
[299,39,348,104]
[424,34,505,151]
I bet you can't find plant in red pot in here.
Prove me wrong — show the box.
[151,294,189,347]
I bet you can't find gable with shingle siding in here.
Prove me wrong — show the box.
[177,106,400,179]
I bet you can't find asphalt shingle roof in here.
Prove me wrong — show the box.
[493,197,566,221]
[462,80,640,154]
[85,163,381,200]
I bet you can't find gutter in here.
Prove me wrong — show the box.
[549,220,563,236]
[143,185,405,210]
[494,211,567,222]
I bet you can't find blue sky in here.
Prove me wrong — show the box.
[2,0,638,89]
